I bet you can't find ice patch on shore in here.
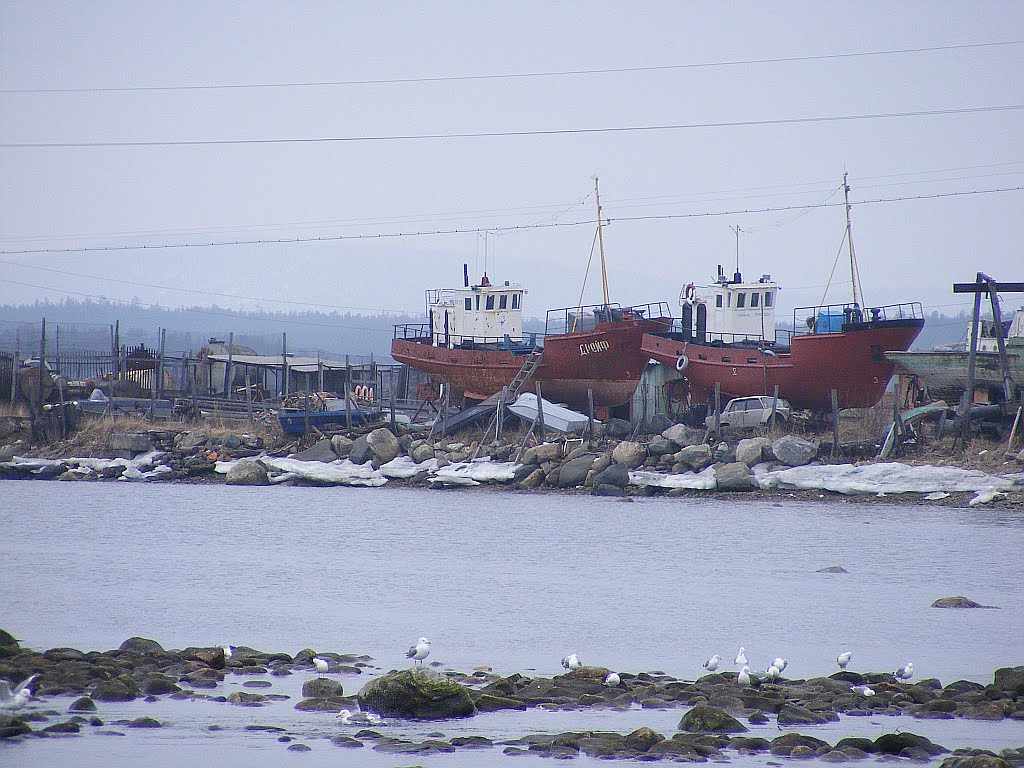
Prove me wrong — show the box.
[629,467,717,490]
[429,459,518,486]
[380,455,438,479]
[2,450,169,479]
[260,457,387,487]
[756,462,1019,495]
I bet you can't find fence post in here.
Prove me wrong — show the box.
[713,381,721,437]
[223,331,234,399]
[830,388,841,458]
[245,365,254,425]
[10,330,18,404]
[587,387,594,446]
[768,384,779,433]
[389,374,397,433]
[114,320,120,380]
[535,382,545,443]
[37,318,46,415]
[281,332,289,398]
[345,355,353,431]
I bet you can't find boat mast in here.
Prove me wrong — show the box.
[730,224,741,278]
[843,172,865,308]
[594,176,610,306]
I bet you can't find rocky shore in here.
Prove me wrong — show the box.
[2,630,1022,764]
[2,421,1022,508]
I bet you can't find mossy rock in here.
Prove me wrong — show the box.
[357,669,476,719]
[0,629,18,648]
[678,704,747,733]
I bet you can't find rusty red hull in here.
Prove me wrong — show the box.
[392,318,665,411]
[641,319,924,411]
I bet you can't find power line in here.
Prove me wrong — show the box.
[3,104,1022,149]
[1,186,1020,257]
[3,40,1021,94]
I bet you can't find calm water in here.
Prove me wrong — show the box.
[2,482,1023,765]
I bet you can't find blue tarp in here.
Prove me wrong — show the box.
[816,312,845,333]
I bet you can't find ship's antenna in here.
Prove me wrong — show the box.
[594,176,610,305]
[730,224,742,276]
[843,172,865,307]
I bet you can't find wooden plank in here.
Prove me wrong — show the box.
[587,387,594,446]
[535,382,545,443]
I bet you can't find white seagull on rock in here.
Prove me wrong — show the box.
[560,653,582,672]
[222,645,236,660]
[850,684,875,696]
[771,657,788,673]
[765,664,780,682]
[895,662,914,682]
[407,637,431,666]
[0,674,38,714]
[734,647,748,666]
[603,672,620,687]
[737,666,752,686]
[837,651,852,670]
[312,657,330,677]
[337,708,382,726]
[702,655,721,672]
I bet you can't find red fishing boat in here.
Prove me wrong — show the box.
[640,176,925,412]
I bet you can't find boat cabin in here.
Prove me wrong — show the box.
[426,272,527,346]
[679,266,779,343]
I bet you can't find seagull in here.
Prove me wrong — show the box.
[222,645,236,660]
[702,654,721,672]
[771,657,788,673]
[0,674,38,714]
[560,653,582,672]
[850,684,875,696]
[406,637,431,666]
[337,708,382,726]
[765,664,780,682]
[312,657,329,677]
[837,651,852,670]
[734,647,748,666]
[895,662,914,682]
[737,666,751,686]
[603,672,620,687]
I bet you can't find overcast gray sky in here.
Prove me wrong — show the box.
[2,1,1022,325]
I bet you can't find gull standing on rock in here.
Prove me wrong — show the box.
[0,674,38,714]
[850,684,875,696]
[407,637,431,666]
[895,662,914,682]
[603,672,620,687]
[771,657,788,673]
[734,647,748,667]
[312,657,329,677]
[222,645,236,661]
[765,664,780,682]
[702,654,721,672]
[337,708,382,726]
[837,651,852,670]
[561,654,582,672]
[737,666,752,686]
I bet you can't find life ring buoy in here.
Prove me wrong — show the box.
[675,354,689,371]
[684,283,696,302]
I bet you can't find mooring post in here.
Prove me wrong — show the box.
[830,388,841,458]
[769,384,779,433]
[960,275,984,444]
[389,371,397,433]
[535,382,546,443]
[1007,405,1022,453]
[345,355,353,431]
[10,330,19,404]
[223,331,234,399]
[245,365,254,425]
[713,381,721,437]
[37,318,46,416]
[113,319,120,380]
[587,387,595,446]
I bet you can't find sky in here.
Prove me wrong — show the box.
[1,1,1022,330]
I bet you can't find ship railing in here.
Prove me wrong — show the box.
[544,301,672,336]
[792,301,924,336]
[393,323,543,351]
[659,318,789,348]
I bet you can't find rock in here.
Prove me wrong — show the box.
[835,737,876,753]
[58,469,85,481]
[771,733,830,756]
[522,443,562,465]
[128,717,162,728]
[292,438,339,463]
[108,432,153,454]
[816,565,849,573]
[678,704,747,733]
[662,423,703,447]
[141,675,180,695]
[91,679,139,702]
[410,443,434,464]
[625,727,664,751]
[676,444,712,470]
[174,431,208,451]
[873,733,948,756]
[474,694,526,712]
[611,441,646,468]
[736,437,771,466]
[43,720,81,734]
[931,596,995,609]
[518,469,545,489]
[227,692,267,706]
[777,703,829,725]
[357,669,476,719]
[0,628,17,648]
[605,418,632,439]
[301,678,344,699]
[994,667,1024,695]
[0,445,16,463]
[68,697,97,713]
[225,461,270,486]
[593,462,630,487]
[714,461,754,490]
[646,436,675,456]
[557,456,596,487]
[118,636,165,654]
[330,435,353,457]
[183,646,226,669]
[287,743,311,752]
[772,435,818,466]
[593,483,626,496]
[331,735,364,748]
[366,428,400,464]
[713,441,736,463]
[939,757,1011,768]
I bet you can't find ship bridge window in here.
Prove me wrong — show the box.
[475,295,480,310]
[512,293,520,309]
[716,294,723,308]
[499,294,508,309]
[764,291,773,307]
[464,298,472,310]
[727,294,731,307]
[486,295,495,310]
[750,292,759,308]
[736,293,746,308]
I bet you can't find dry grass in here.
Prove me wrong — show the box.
[0,402,29,418]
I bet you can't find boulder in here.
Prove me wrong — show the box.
[625,727,665,752]
[518,469,545,489]
[994,667,1024,695]
[301,678,345,699]
[141,675,180,695]
[410,443,435,464]
[735,437,771,466]
[939,757,1011,768]
[772,435,818,467]
[522,443,562,465]
[678,704,747,733]
[330,435,353,458]
[777,703,829,725]
[183,646,226,669]
[292,438,339,463]
[646,436,675,456]
[605,418,632,439]
[227,691,267,706]
[68,697,97,712]
[366,428,400,464]
[357,669,476,719]
[174,431,208,451]
[931,596,994,609]
[676,444,712,470]
[873,733,947,756]
[108,432,153,454]
[593,462,630,488]
[225,461,270,486]
[91,679,139,702]
[557,456,596,488]
[662,423,703,448]
[348,436,371,465]
[770,733,830,756]
[712,441,735,463]
[612,441,646,469]
[591,454,612,474]
[714,462,754,491]
[0,445,16,463]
